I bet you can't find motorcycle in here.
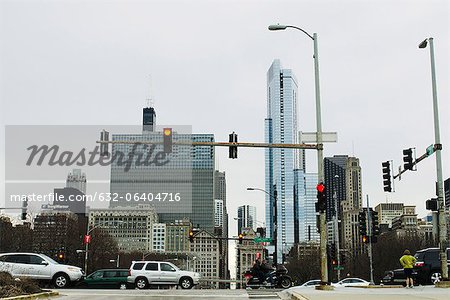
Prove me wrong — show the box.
[243,264,292,289]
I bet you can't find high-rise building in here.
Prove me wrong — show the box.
[165,219,191,253]
[214,199,224,227]
[190,229,220,288]
[265,59,299,262]
[324,155,362,253]
[66,169,86,194]
[109,110,216,231]
[143,107,156,132]
[151,223,166,252]
[237,205,257,233]
[296,170,319,242]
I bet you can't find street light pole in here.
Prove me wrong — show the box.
[269,24,329,288]
[247,187,278,265]
[419,37,448,281]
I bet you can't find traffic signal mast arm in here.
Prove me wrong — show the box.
[393,143,442,180]
[98,139,321,150]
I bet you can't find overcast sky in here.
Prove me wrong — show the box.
[1,0,449,240]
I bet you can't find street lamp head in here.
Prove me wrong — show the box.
[268,24,287,31]
[247,187,255,190]
[418,39,428,49]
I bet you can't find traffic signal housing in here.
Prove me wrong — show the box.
[382,161,392,192]
[426,198,438,211]
[238,233,243,244]
[229,132,238,159]
[188,229,194,243]
[163,128,173,153]
[403,148,414,170]
[359,209,367,236]
[315,183,327,213]
[371,210,380,243]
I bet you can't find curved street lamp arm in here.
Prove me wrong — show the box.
[286,25,314,40]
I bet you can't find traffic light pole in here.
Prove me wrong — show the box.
[427,37,448,282]
[366,195,374,285]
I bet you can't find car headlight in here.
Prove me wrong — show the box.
[68,267,81,272]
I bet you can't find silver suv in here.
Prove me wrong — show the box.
[127,261,200,289]
[0,253,83,288]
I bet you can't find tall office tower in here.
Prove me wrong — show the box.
[237,205,257,233]
[265,59,299,262]
[214,199,224,227]
[324,155,362,253]
[296,170,319,242]
[213,170,229,287]
[109,120,215,231]
[66,169,86,194]
[143,107,156,132]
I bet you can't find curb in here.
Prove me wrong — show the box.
[290,291,310,300]
[352,285,404,288]
[435,281,450,288]
[1,290,59,300]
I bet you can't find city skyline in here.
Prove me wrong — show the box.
[1,0,449,243]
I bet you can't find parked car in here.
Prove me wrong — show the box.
[414,248,450,284]
[299,279,321,287]
[0,253,83,288]
[80,269,130,289]
[381,268,417,286]
[127,261,200,289]
[332,278,369,287]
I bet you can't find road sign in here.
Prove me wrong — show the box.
[254,237,272,243]
[299,131,338,143]
[333,266,344,270]
[426,144,435,156]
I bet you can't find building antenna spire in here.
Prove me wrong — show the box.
[146,75,155,108]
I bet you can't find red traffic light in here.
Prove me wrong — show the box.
[316,183,325,193]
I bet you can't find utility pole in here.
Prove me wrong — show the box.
[366,195,374,285]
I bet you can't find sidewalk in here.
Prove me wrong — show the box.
[279,285,450,300]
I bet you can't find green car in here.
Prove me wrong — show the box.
[81,269,130,289]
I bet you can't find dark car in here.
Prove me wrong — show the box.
[80,269,130,289]
[414,248,450,285]
[381,268,417,286]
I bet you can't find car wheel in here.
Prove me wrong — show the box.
[179,277,193,289]
[430,272,442,284]
[53,273,70,288]
[135,277,148,289]
[119,283,127,290]
[280,277,292,289]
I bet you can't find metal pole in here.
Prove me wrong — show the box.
[313,32,328,285]
[333,188,340,281]
[84,224,89,275]
[366,195,374,285]
[273,185,278,265]
[428,37,448,281]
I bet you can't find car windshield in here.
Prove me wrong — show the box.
[40,254,59,264]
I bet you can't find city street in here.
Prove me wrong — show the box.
[54,288,283,300]
[280,286,450,300]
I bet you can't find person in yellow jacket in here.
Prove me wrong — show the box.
[400,249,416,288]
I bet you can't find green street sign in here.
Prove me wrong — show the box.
[426,144,435,156]
[333,266,344,270]
[254,237,272,243]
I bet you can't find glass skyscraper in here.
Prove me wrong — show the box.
[296,170,319,242]
[109,127,216,231]
[265,59,298,262]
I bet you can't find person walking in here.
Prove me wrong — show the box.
[400,249,416,288]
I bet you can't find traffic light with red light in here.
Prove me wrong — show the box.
[163,128,173,153]
[315,183,326,213]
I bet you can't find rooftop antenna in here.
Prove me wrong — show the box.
[146,75,155,108]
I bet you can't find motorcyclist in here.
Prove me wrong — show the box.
[252,253,265,283]
[261,259,275,284]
